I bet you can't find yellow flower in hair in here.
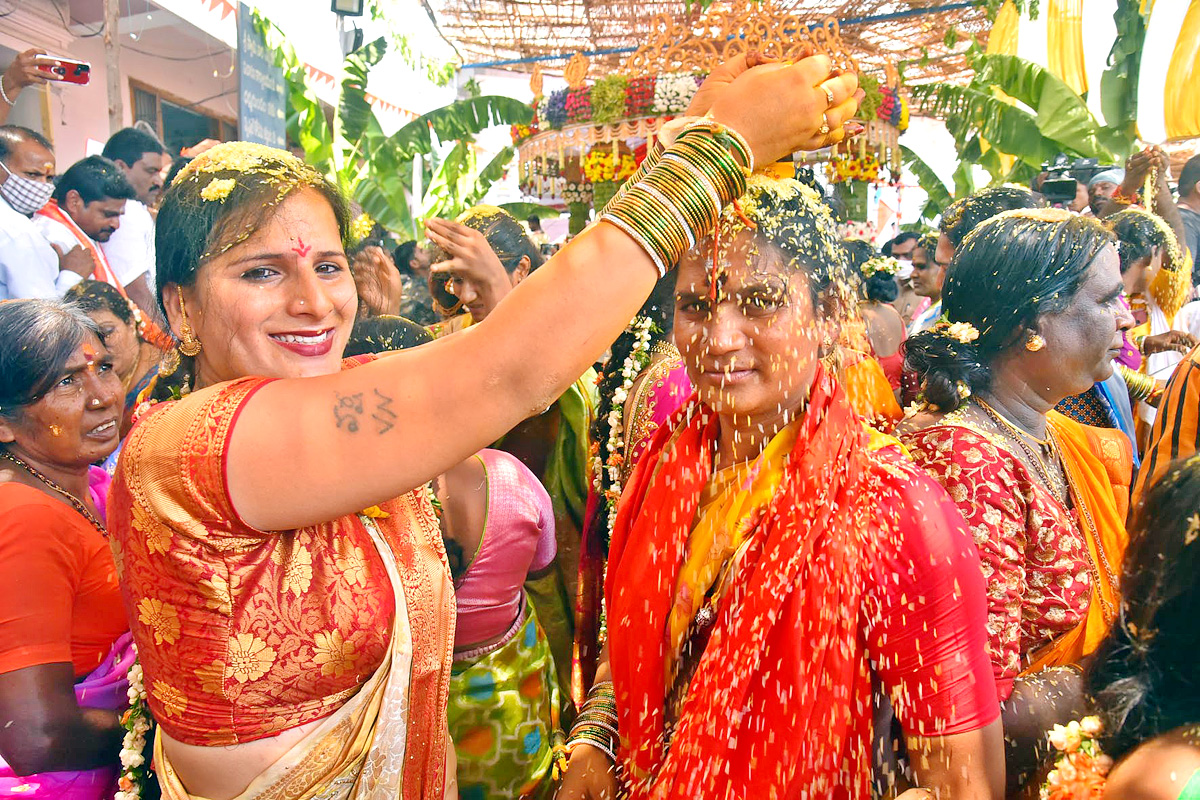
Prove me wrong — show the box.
[200,178,237,202]
[861,256,900,278]
[350,213,374,245]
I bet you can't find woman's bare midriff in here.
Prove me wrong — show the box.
[160,716,324,800]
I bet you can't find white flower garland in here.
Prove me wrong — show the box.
[652,72,699,115]
[115,658,152,800]
[535,96,550,124]
[592,317,654,534]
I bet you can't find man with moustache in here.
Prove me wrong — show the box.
[33,156,136,295]
[0,125,95,300]
[100,127,166,323]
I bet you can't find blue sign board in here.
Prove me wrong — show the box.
[237,3,287,148]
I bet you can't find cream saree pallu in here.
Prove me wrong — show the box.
[155,513,457,800]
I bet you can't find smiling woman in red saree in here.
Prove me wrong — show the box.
[558,176,1004,800]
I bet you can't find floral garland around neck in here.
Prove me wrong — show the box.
[592,316,655,536]
[1040,715,1112,800]
[115,658,153,800]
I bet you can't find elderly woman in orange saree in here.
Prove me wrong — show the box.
[558,176,1004,800]
[106,58,865,800]
[901,208,1136,795]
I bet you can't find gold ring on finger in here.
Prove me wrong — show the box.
[823,85,835,107]
[819,113,830,136]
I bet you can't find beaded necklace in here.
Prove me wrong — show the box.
[1,450,106,536]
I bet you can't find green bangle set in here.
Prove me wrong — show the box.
[600,127,749,277]
[568,680,620,763]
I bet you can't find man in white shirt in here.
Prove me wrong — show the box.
[0,125,92,300]
[101,127,165,322]
[32,156,135,291]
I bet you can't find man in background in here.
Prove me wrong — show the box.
[101,127,165,322]
[1176,154,1200,270]
[33,155,136,293]
[0,125,92,300]
[1088,168,1125,216]
[394,239,439,325]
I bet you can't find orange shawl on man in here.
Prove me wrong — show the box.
[1023,412,1131,674]
[605,370,878,799]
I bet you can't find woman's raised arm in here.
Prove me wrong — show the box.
[227,57,861,531]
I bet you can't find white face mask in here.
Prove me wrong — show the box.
[0,159,55,216]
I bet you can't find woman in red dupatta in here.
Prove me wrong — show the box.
[559,176,1004,800]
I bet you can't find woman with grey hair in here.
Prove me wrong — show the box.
[0,299,134,797]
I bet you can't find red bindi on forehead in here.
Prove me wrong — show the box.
[292,237,312,257]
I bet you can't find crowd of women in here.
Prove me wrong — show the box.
[0,50,1199,800]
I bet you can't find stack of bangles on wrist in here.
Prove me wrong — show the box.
[600,122,752,277]
[1117,363,1158,402]
[567,680,619,763]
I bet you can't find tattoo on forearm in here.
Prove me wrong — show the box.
[372,389,396,434]
[333,389,396,435]
[334,392,363,432]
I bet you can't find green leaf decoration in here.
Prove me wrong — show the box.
[972,54,1117,161]
[901,144,953,224]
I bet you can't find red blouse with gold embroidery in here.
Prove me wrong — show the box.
[903,423,1093,699]
[110,376,407,745]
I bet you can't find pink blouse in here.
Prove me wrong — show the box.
[453,449,555,651]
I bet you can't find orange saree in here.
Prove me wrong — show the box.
[1022,413,1131,674]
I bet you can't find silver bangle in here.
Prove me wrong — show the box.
[0,77,15,107]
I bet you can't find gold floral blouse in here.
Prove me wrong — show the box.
[109,374,439,745]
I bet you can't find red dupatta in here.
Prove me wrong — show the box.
[605,368,878,799]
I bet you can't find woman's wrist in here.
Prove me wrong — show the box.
[599,126,749,277]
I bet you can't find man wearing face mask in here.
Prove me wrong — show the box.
[0,125,94,300]
[32,156,136,294]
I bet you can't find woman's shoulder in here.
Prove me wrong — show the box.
[1106,730,1200,800]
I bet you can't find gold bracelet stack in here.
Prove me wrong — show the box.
[567,680,619,763]
[600,126,750,278]
[1118,363,1156,402]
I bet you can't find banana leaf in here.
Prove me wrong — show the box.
[501,203,561,220]
[370,96,533,162]
[337,37,389,171]
[972,54,1116,161]
[901,144,953,223]
[913,81,1052,166]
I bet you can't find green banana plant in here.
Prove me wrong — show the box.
[907,47,1141,220]
[252,10,532,235]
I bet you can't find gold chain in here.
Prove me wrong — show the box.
[973,398,1069,506]
[0,450,107,537]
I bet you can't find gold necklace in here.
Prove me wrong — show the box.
[1,450,107,537]
[121,345,149,393]
[973,398,1069,506]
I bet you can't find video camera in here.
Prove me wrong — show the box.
[1041,154,1100,206]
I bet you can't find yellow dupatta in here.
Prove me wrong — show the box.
[1023,412,1131,674]
[663,422,799,689]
